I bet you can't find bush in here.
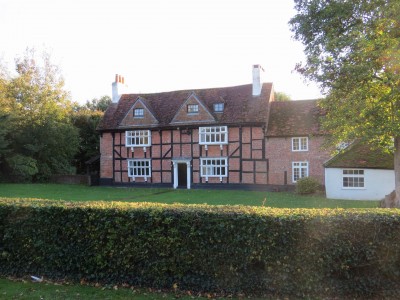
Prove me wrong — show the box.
[1,199,400,298]
[295,177,320,194]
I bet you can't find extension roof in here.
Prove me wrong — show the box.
[266,100,324,137]
[97,83,273,131]
[324,142,394,169]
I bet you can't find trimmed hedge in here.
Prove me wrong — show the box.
[1,198,400,298]
[295,177,320,194]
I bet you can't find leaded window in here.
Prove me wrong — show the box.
[125,130,151,147]
[199,126,228,145]
[200,158,228,178]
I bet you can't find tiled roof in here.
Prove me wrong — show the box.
[266,100,324,137]
[98,83,273,130]
[324,142,394,169]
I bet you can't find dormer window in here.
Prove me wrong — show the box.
[187,104,198,114]
[134,108,144,118]
[213,103,224,112]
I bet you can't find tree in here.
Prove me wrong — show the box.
[274,91,292,101]
[84,95,111,112]
[0,61,12,178]
[2,49,79,181]
[71,95,110,174]
[72,108,104,174]
[290,0,400,205]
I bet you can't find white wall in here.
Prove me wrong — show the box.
[325,168,395,200]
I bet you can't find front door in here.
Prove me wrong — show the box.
[178,163,187,187]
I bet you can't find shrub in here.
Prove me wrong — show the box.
[1,199,400,298]
[295,177,320,194]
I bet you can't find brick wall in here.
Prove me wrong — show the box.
[100,125,271,186]
[265,136,331,185]
[100,133,113,179]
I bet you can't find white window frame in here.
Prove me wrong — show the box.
[213,103,224,112]
[342,169,365,189]
[125,130,151,147]
[134,108,144,118]
[292,161,309,183]
[187,104,199,114]
[292,137,308,152]
[128,159,151,179]
[199,126,228,145]
[200,157,228,179]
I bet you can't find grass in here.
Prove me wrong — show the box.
[0,183,379,208]
[0,278,197,300]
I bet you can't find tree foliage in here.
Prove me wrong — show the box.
[0,49,79,181]
[72,107,105,174]
[274,91,292,101]
[290,0,400,203]
[290,0,399,147]
[84,95,111,112]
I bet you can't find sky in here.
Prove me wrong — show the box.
[0,0,323,103]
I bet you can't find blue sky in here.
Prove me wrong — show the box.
[0,0,322,103]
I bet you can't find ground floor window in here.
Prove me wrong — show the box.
[342,169,364,188]
[292,161,308,182]
[128,159,151,178]
[200,157,228,178]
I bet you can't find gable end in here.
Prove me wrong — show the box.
[170,92,216,125]
[119,97,159,128]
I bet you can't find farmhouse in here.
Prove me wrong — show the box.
[97,65,331,189]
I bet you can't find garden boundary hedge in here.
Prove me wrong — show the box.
[1,198,400,298]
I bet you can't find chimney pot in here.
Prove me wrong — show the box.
[112,74,127,103]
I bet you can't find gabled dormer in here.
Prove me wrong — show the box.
[170,92,215,125]
[119,97,159,128]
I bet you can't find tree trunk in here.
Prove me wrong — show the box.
[393,137,400,207]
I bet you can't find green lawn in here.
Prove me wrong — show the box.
[0,183,379,208]
[0,278,197,300]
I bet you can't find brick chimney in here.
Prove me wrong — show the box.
[112,74,127,103]
[252,65,264,96]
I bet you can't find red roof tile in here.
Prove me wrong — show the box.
[98,83,273,131]
[266,100,324,137]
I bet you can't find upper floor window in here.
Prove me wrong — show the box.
[134,108,144,118]
[292,137,308,151]
[292,161,308,182]
[199,126,228,145]
[125,130,151,147]
[343,169,365,188]
[187,104,199,114]
[213,103,224,112]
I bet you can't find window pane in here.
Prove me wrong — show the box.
[134,108,144,117]
[188,104,198,113]
[199,126,228,145]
